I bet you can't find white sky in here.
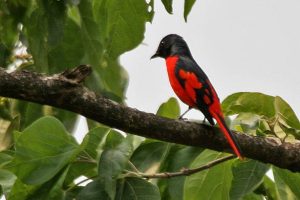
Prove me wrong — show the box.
[121,0,300,119]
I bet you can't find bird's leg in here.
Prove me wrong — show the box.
[178,107,192,120]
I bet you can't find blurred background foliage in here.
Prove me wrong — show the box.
[0,0,300,199]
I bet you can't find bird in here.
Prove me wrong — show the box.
[151,34,243,159]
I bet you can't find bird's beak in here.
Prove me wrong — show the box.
[150,52,159,59]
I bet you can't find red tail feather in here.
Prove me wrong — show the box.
[211,112,243,159]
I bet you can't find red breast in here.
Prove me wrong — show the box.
[165,56,196,107]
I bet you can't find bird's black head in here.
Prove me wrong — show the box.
[151,34,192,59]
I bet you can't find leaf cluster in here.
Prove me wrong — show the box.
[0,96,298,199]
[223,92,300,143]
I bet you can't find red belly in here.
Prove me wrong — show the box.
[165,56,196,107]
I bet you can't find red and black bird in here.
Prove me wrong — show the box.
[151,34,243,159]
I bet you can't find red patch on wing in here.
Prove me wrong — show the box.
[179,70,202,89]
[179,69,202,104]
[178,69,203,102]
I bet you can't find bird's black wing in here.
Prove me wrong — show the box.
[174,56,217,125]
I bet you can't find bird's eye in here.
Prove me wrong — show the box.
[160,41,165,46]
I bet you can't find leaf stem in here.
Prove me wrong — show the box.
[127,160,141,173]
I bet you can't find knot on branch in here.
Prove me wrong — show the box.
[60,65,92,83]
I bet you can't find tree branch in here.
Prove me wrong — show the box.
[0,66,300,172]
[138,155,236,179]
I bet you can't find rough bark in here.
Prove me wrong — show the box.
[0,66,299,172]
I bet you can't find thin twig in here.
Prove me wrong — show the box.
[139,155,236,179]
[66,155,236,192]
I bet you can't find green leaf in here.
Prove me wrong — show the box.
[91,0,153,100]
[64,162,97,187]
[12,101,77,135]
[231,113,260,135]
[161,0,173,14]
[230,160,269,200]
[223,93,299,138]
[256,118,272,136]
[48,18,85,73]
[43,1,66,49]
[78,0,129,102]
[9,116,81,185]
[26,167,69,200]
[156,97,180,119]
[242,193,264,200]
[0,1,26,66]
[81,0,153,101]
[184,0,196,22]
[24,0,67,72]
[63,131,95,186]
[0,152,13,168]
[0,43,11,67]
[222,92,276,117]
[83,126,110,159]
[93,59,129,102]
[160,147,203,200]
[77,0,103,68]
[274,96,300,130]
[277,121,300,140]
[94,0,154,58]
[13,102,44,130]
[0,169,17,195]
[184,150,234,200]
[24,1,83,74]
[98,130,134,199]
[254,176,278,200]
[50,108,78,133]
[273,166,300,199]
[130,141,169,173]
[116,177,161,200]
[7,179,37,200]
[65,186,83,200]
[24,8,48,71]
[77,179,110,200]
